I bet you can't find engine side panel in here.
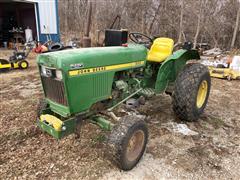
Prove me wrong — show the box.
[37,44,147,116]
[67,61,145,114]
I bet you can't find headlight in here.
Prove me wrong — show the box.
[41,65,52,77]
[55,70,63,80]
[41,65,47,76]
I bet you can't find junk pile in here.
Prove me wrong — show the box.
[201,48,240,80]
[203,48,223,56]
[33,40,76,54]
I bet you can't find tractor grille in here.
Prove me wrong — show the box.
[41,76,68,106]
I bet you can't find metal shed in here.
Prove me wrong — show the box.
[0,0,60,45]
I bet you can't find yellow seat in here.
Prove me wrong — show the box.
[147,38,174,63]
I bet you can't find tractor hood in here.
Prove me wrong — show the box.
[37,44,147,71]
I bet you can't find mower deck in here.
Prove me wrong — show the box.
[208,66,240,80]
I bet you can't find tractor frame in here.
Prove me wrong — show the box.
[36,32,210,170]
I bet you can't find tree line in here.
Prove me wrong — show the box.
[58,0,240,49]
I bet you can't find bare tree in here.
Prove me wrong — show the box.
[177,0,184,43]
[193,0,206,49]
[58,0,240,49]
[231,1,240,48]
[148,2,161,35]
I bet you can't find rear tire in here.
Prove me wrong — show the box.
[172,63,211,121]
[48,42,63,52]
[107,115,148,171]
[19,60,29,69]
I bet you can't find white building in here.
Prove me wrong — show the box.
[0,0,60,45]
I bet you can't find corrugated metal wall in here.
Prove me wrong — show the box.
[21,0,60,42]
[37,0,60,42]
[37,0,57,34]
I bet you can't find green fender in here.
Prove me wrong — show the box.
[155,49,200,93]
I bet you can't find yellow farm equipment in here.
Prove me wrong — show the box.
[208,66,240,80]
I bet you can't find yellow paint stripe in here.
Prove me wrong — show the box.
[0,64,11,69]
[69,61,145,76]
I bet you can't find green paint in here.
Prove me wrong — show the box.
[37,44,147,71]
[155,49,200,93]
[37,44,147,116]
[37,117,76,139]
[91,116,113,131]
[46,98,70,117]
[36,43,200,139]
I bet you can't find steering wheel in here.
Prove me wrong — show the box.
[129,32,153,47]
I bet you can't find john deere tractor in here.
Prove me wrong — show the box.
[37,31,211,170]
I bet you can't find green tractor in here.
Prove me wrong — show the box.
[37,32,211,170]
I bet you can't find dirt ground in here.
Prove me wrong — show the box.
[0,51,240,179]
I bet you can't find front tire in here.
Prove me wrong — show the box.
[172,63,211,121]
[107,116,148,171]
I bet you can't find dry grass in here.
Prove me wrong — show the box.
[0,50,240,179]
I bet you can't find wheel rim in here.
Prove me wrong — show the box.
[21,62,27,68]
[196,80,208,108]
[126,130,145,162]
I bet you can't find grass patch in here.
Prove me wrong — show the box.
[208,116,225,129]
[91,134,106,145]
